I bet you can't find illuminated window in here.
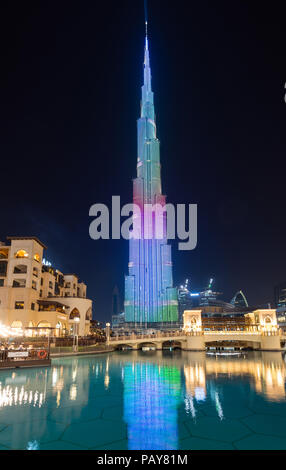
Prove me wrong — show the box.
[15,301,24,309]
[70,308,80,320]
[15,250,28,259]
[37,321,51,336]
[11,320,23,328]
[0,250,8,259]
[34,253,40,263]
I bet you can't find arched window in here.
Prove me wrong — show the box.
[15,249,28,259]
[11,320,23,328]
[86,307,92,320]
[38,321,51,327]
[70,308,80,320]
[37,321,51,336]
[34,253,40,263]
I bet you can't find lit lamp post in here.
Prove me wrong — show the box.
[106,323,110,345]
[73,317,80,352]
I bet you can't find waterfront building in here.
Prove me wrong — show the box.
[124,23,178,327]
[178,278,250,322]
[274,281,286,308]
[111,285,121,317]
[274,281,286,332]
[0,236,92,336]
[111,312,125,330]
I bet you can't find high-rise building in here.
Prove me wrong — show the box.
[177,278,251,321]
[274,282,286,309]
[124,23,178,328]
[230,290,249,309]
[111,285,121,317]
[274,281,286,332]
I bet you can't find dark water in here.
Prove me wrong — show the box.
[0,350,286,449]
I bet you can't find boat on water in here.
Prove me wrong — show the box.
[206,350,243,356]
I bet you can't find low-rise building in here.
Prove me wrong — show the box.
[274,281,286,332]
[0,236,92,337]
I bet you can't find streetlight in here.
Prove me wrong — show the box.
[73,317,80,352]
[106,323,111,345]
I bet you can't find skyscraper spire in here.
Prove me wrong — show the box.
[141,0,154,123]
[144,0,148,49]
[144,0,148,33]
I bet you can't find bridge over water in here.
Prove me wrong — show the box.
[107,309,285,351]
[108,330,285,351]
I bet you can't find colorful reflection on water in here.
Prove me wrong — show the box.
[123,363,181,449]
[0,351,285,449]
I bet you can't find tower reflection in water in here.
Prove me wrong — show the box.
[123,360,181,450]
[122,351,286,450]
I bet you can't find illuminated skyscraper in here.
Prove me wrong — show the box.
[124,22,178,327]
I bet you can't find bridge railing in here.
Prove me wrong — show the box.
[109,331,185,342]
[109,328,282,342]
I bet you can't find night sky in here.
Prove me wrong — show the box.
[1,1,285,321]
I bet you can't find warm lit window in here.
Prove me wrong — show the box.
[11,320,23,328]
[0,250,8,259]
[34,253,40,263]
[70,308,80,320]
[15,249,29,259]
[15,301,24,309]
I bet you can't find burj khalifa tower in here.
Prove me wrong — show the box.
[124,13,178,328]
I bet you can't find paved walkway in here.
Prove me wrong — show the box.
[50,347,114,358]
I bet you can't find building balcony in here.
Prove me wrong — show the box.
[37,300,69,315]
